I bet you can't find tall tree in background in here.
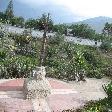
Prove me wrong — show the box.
[102,22,112,36]
[102,22,112,42]
[5,0,14,20]
[0,12,6,23]
[70,24,95,39]
[38,14,53,32]
[40,13,50,66]
[25,19,37,29]
[11,16,24,27]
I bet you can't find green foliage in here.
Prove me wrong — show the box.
[86,69,103,79]
[76,98,112,112]
[13,30,32,46]
[46,38,88,81]
[5,0,14,20]
[103,81,112,98]
[0,8,53,31]
[11,16,24,27]
[0,23,111,80]
[0,12,7,23]
[0,49,7,60]
[83,51,97,66]
[46,37,111,80]
[0,24,39,78]
[0,13,112,81]
[53,24,68,34]
[0,56,38,78]
[25,19,38,29]
[102,22,112,37]
[70,24,96,39]
[100,41,112,52]
[49,33,64,45]
[38,13,53,32]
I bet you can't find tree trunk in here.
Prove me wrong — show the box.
[39,13,50,66]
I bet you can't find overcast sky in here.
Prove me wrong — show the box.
[17,0,112,18]
[1,0,112,23]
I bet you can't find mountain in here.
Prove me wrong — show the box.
[72,16,112,33]
[1,1,112,32]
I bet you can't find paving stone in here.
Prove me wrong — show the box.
[0,79,24,91]
[0,78,85,112]
[48,79,72,89]
[47,93,85,112]
[0,98,34,112]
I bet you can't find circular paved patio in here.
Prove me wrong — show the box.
[0,78,86,112]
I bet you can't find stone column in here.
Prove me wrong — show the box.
[23,66,51,100]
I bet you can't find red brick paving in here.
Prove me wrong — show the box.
[0,98,34,112]
[0,78,72,91]
[47,93,85,112]
[0,78,85,112]
[48,79,72,89]
[0,79,24,91]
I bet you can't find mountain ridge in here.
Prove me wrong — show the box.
[1,1,112,33]
[69,16,112,33]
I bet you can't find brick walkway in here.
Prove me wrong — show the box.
[48,78,72,89]
[47,93,85,111]
[0,98,34,112]
[0,78,85,112]
[0,79,24,91]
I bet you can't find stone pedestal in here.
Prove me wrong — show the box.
[23,66,51,100]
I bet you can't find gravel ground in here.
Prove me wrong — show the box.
[68,77,111,101]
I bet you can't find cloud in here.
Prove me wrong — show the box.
[17,0,53,6]
[16,0,112,19]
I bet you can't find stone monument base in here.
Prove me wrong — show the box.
[23,66,51,100]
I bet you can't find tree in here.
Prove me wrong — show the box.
[14,30,32,47]
[5,0,14,20]
[0,12,7,23]
[38,14,53,32]
[25,19,37,29]
[39,13,52,66]
[70,24,96,39]
[17,16,24,27]
[48,19,53,33]
[102,22,112,41]
[11,16,24,27]
[70,24,81,36]
[102,22,111,36]
[53,24,68,34]
[100,41,112,52]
